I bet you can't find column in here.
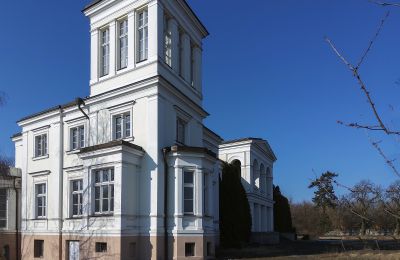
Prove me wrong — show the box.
[148,2,164,61]
[174,166,183,230]
[109,20,116,76]
[192,46,202,92]
[127,11,135,69]
[90,29,99,84]
[180,33,191,82]
[169,18,180,73]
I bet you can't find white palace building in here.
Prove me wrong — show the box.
[11,0,277,259]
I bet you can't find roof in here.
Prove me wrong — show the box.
[203,126,223,142]
[221,137,263,145]
[220,137,277,162]
[17,99,83,123]
[167,145,217,158]
[79,140,144,154]
[82,0,209,36]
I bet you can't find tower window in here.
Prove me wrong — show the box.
[100,28,110,77]
[137,9,148,62]
[118,19,128,70]
[164,16,172,67]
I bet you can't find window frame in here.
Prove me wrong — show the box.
[93,168,114,215]
[183,170,194,215]
[137,8,148,63]
[0,189,7,228]
[176,117,186,145]
[34,133,48,158]
[35,183,47,219]
[117,18,129,70]
[113,112,131,140]
[70,125,85,151]
[100,27,110,77]
[70,179,84,217]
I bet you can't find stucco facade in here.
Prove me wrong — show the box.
[12,0,276,259]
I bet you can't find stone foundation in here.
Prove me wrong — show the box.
[20,233,217,259]
[0,232,20,260]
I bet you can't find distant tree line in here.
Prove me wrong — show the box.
[291,172,400,238]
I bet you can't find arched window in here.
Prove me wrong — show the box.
[260,164,265,193]
[266,167,272,198]
[253,160,259,190]
[231,160,241,179]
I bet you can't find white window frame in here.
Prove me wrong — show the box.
[183,170,195,215]
[34,133,48,158]
[35,183,47,219]
[93,168,114,215]
[70,125,85,151]
[118,18,129,70]
[113,112,131,140]
[0,189,7,228]
[137,8,148,62]
[71,179,83,217]
[100,27,110,77]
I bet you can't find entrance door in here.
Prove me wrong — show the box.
[69,241,80,260]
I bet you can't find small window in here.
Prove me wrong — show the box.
[70,126,85,150]
[113,112,131,140]
[176,118,186,145]
[100,28,110,77]
[185,243,195,257]
[183,171,194,214]
[137,9,148,62]
[94,168,114,214]
[118,19,129,70]
[71,179,83,216]
[35,184,46,218]
[3,245,9,260]
[128,242,136,258]
[95,242,107,253]
[34,240,44,258]
[34,134,47,157]
[0,189,7,228]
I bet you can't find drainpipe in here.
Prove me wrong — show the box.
[162,147,170,260]
[13,177,19,260]
[58,106,64,260]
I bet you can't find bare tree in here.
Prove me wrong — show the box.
[342,180,381,236]
[0,155,12,175]
[382,180,400,236]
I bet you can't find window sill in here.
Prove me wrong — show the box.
[90,213,114,218]
[66,149,81,155]
[32,218,47,221]
[66,216,84,220]
[136,59,148,65]
[114,136,134,142]
[32,155,49,161]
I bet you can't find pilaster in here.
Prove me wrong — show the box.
[109,20,117,77]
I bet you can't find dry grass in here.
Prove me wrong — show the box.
[263,251,400,259]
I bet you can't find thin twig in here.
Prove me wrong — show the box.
[370,138,400,178]
[370,0,400,7]
[356,11,390,69]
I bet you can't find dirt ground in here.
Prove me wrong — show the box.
[217,239,400,259]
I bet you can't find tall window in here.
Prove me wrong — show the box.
[94,168,114,214]
[70,126,85,150]
[100,28,110,77]
[190,46,195,87]
[35,134,47,157]
[71,179,83,216]
[35,184,46,218]
[137,9,148,62]
[179,32,184,77]
[203,174,209,216]
[114,112,131,140]
[0,189,7,228]
[118,19,128,69]
[183,171,194,214]
[164,16,172,67]
[176,118,186,144]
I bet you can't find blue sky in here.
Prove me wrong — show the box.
[1,0,400,202]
